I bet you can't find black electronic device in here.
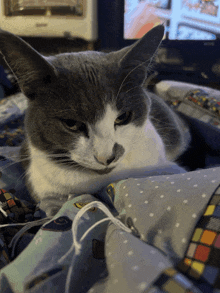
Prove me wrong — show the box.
[98,0,220,87]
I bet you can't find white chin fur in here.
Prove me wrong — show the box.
[27,118,167,205]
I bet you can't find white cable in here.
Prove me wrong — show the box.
[9,217,52,258]
[0,206,8,217]
[59,201,131,264]
[58,201,132,293]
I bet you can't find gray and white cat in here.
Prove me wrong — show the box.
[0,25,190,215]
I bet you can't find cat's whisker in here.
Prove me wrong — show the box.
[116,57,152,99]
[0,153,20,161]
[2,157,29,165]
[1,152,89,175]
[150,121,173,126]
[64,164,84,172]
[150,119,176,126]
[153,126,181,130]
[164,144,176,148]
[151,122,180,129]
[0,161,22,169]
[0,153,71,173]
[47,153,72,158]
[50,109,75,114]
[150,117,174,124]
[51,160,75,165]
[124,85,140,95]
[151,126,177,130]
[127,94,146,100]
[14,171,27,189]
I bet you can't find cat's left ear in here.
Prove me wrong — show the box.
[117,24,164,86]
[0,29,58,99]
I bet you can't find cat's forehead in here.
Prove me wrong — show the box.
[45,52,118,117]
[50,51,115,75]
[43,51,148,126]
[48,51,120,95]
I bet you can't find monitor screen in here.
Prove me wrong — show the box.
[124,0,220,40]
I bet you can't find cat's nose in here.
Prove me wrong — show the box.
[94,154,116,166]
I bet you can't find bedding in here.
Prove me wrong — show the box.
[0,88,220,292]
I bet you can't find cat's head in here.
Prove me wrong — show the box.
[0,25,164,174]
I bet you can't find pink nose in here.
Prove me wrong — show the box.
[94,154,116,166]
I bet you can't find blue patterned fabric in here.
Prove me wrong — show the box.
[0,167,219,292]
[0,91,220,292]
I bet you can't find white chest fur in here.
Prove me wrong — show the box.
[27,118,168,203]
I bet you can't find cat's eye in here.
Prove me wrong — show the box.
[61,119,87,133]
[115,111,132,126]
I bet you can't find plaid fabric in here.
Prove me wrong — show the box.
[152,267,202,293]
[177,187,220,291]
[0,188,41,265]
[167,89,220,129]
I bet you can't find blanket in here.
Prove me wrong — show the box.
[0,166,220,293]
[0,91,220,292]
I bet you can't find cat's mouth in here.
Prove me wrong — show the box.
[92,167,115,175]
[50,152,115,175]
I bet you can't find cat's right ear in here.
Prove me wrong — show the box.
[113,25,164,87]
[0,29,58,99]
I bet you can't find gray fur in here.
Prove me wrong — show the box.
[0,25,190,212]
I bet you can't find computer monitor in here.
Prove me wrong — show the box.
[124,0,220,41]
[98,0,220,86]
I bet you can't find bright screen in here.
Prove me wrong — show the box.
[124,0,220,40]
